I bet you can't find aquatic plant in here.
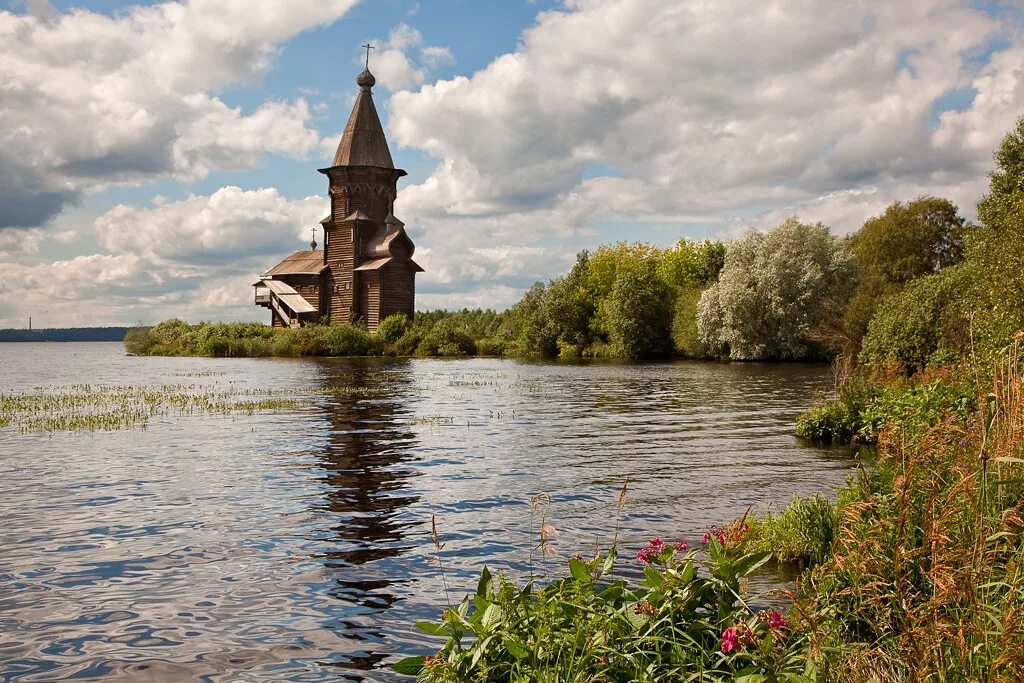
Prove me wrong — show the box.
[0,384,300,433]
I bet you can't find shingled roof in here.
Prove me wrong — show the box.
[263,250,326,276]
[330,68,394,168]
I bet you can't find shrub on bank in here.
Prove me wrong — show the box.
[800,341,1024,681]
[797,375,976,446]
[377,314,409,343]
[416,318,477,357]
[744,494,838,567]
[795,400,857,443]
[395,533,811,681]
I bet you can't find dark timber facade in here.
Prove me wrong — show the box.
[254,66,422,332]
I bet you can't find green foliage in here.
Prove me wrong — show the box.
[398,540,812,682]
[322,324,382,356]
[959,197,1024,356]
[670,287,712,358]
[605,260,673,359]
[377,314,410,343]
[745,495,838,567]
[795,400,857,443]
[123,327,154,355]
[977,113,1024,230]
[851,197,965,285]
[394,328,425,356]
[796,375,975,446]
[474,338,507,356]
[123,320,382,358]
[698,218,859,360]
[504,253,595,357]
[417,318,477,357]
[858,268,966,368]
[656,239,727,289]
[843,197,966,351]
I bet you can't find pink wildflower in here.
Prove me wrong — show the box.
[636,547,657,564]
[720,626,739,653]
[675,541,689,551]
[767,610,786,629]
[649,537,664,548]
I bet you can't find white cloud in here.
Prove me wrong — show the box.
[95,186,326,265]
[0,0,358,231]
[5,0,1024,325]
[365,23,455,91]
[0,228,45,256]
[0,187,327,327]
[420,45,455,69]
[385,0,1021,307]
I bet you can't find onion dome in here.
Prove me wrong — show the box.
[356,68,376,91]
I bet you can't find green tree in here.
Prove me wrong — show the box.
[671,287,713,358]
[698,218,858,360]
[977,113,1024,230]
[376,313,409,343]
[859,269,966,368]
[657,239,726,289]
[606,260,673,359]
[844,197,966,350]
[586,242,661,338]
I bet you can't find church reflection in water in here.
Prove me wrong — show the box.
[308,358,424,676]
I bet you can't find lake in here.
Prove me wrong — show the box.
[0,342,853,681]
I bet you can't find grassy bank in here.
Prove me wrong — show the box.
[395,341,1024,681]
[124,312,500,358]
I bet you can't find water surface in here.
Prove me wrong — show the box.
[0,342,852,681]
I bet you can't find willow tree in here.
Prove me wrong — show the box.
[698,218,858,360]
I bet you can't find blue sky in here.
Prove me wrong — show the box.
[1,0,1022,327]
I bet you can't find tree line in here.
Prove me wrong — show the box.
[130,114,1024,365]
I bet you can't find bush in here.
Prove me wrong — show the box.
[377,314,409,343]
[698,218,859,360]
[671,286,713,358]
[395,532,807,681]
[842,197,966,352]
[795,400,857,443]
[745,494,838,567]
[605,260,673,359]
[321,323,382,356]
[474,337,507,356]
[859,268,965,368]
[796,375,975,445]
[394,329,424,356]
[417,319,477,357]
[123,327,154,355]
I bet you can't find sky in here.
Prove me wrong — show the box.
[1,0,1023,328]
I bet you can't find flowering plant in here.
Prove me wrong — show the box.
[393,525,814,681]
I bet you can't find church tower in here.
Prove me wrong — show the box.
[254,59,422,332]
[318,66,422,331]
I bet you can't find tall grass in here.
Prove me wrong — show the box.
[801,337,1024,680]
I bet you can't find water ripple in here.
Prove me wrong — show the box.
[0,344,852,681]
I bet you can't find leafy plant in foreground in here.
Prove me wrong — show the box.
[394,532,815,682]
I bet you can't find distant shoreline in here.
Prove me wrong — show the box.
[0,328,130,343]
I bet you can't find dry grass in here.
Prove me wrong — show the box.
[803,336,1024,681]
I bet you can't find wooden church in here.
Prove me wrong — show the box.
[254,63,422,332]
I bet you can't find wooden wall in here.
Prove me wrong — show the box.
[380,262,416,321]
[325,222,355,323]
